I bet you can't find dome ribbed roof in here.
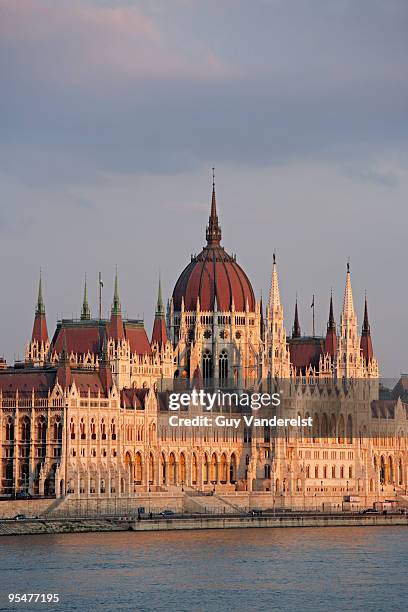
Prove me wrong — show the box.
[172,179,255,313]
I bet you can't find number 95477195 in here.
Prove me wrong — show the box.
[8,594,59,604]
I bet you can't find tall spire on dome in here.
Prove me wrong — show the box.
[292,298,301,338]
[36,271,45,315]
[206,168,222,246]
[342,260,355,317]
[81,275,91,320]
[268,252,281,314]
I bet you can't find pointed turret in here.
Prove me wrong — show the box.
[151,276,168,346]
[260,291,265,341]
[360,294,373,361]
[80,276,91,320]
[268,253,281,315]
[342,261,355,318]
[292,299,301,338]
[324,291,337,357]
[108,270,125,341]
[112,268,121,314]
[206,168,222,246]
[31,272,49,344]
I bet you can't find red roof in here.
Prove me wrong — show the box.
[324,328,337,358]
[125,323,152,355]
[107,312,125,341]
[0,371,55,397]
[52,323,102,355]
[288,337,325,372]
[32,313,49,344]
[51,319,152,357]
[361,333,373,362]
[173,245,255,312]
[151,316,168,346]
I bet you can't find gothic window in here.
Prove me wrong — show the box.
[203,350,212,381]
[219,350,228,381]
[204,329,212,339]
[21,417,31,443]
[54,417,62,443]
[235,331,241,340]
[6,418,14,442]
[264,425,270,443]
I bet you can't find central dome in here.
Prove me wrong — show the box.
[172,181,255,313]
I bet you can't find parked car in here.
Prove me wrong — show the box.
[249,509,263,516]
[160,510,175,518]
[360,508,379,514]
[16,491,32,499]
[14,514,27,521]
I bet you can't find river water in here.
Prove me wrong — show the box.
[0,527,406,611]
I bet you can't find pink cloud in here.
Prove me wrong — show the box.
[0,0,238,85]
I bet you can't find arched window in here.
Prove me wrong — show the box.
[192,453,198,485]
[149,453,154,485]
[210,453,218,482]
[203,350,213,381]
[6,418,14,442]
[135,453,143,484]
[230,454,237,484]
[204,453,209,485]
[169,453,176,485]
[21,417,31,443]
[37,417,47,443]
[220,454,227,483]
[179,453,186,484]
[54,417,62,443]
[380,456,385,484]
[219,350,228,382]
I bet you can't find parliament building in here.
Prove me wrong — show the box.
[1,180,407,512]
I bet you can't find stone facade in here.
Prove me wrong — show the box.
[0,181,406,510]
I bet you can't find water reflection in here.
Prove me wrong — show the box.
[0,527,406,611]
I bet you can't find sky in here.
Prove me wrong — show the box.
[0,0,407,376]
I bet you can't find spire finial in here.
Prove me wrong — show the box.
[273,252,276,265]
[206,170,221,246]
[362,292,370,333]
[328,290,335,330]
[292,297,301,338]
[156,274,164,317]
[347,257,350,273]
[112,266,121,314]
[36,270,45,315]
[81,274,91,320]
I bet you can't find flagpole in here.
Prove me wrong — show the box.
[99,272,102,321]
[312,294,315,337]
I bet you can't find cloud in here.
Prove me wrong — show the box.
[0,0,237,85]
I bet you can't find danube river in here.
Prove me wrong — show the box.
[0,527,407,611]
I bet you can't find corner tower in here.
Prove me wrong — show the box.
[26,272,50,366]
